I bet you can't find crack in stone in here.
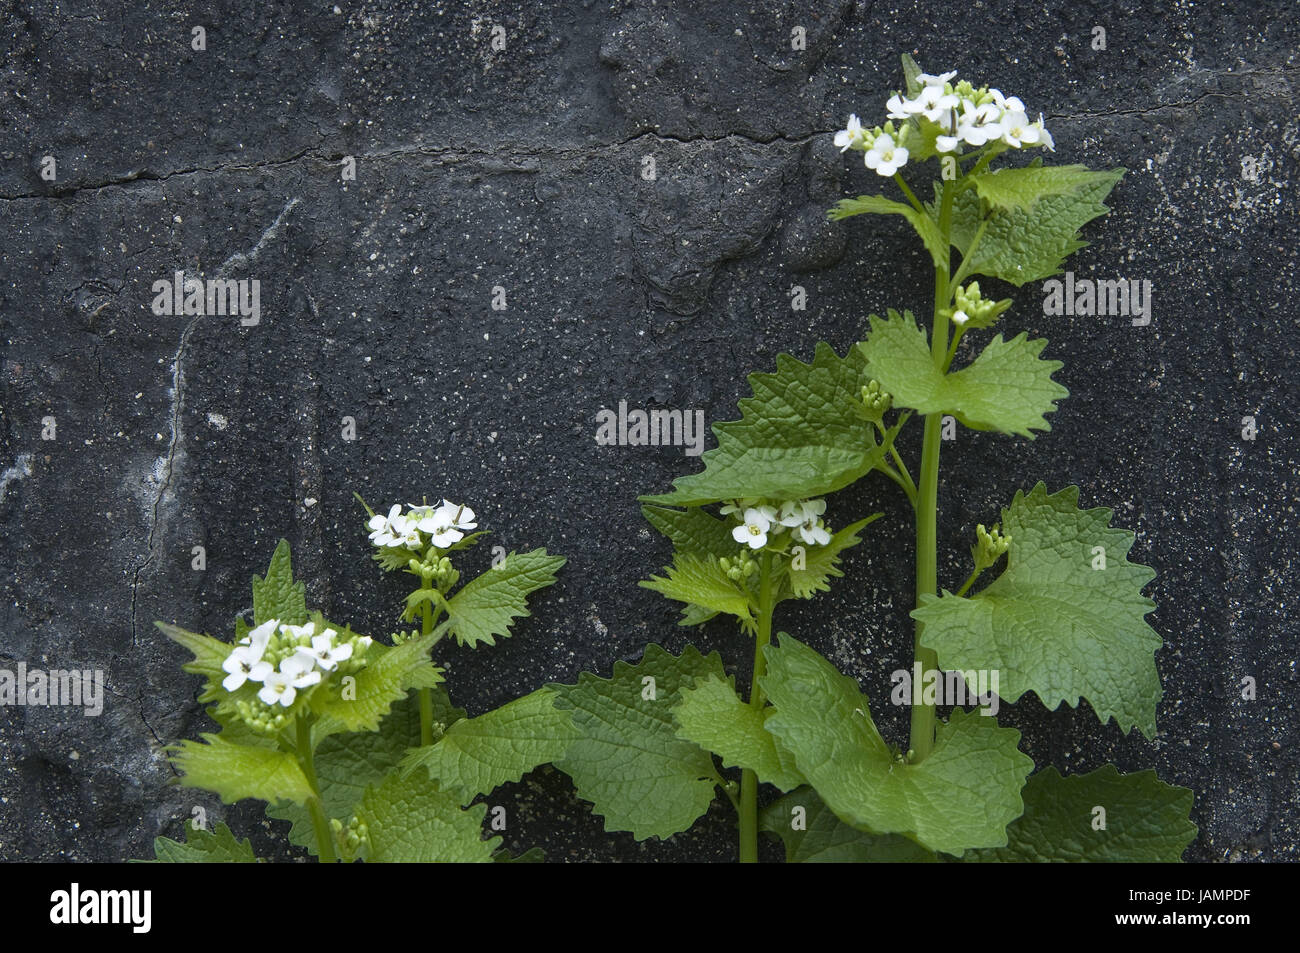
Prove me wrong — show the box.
[0,131,824,202]
[1047,90,1233,122]
[0,146,318,202]
[128,198,302,648]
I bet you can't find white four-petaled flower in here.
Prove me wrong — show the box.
[280,652,323,690]
[418,500,477,548]
[368,504,418,548]
[257,670,299,707]
[306,631,352,671]
[732,507,775,550]
[779,499,826,528]
[999,111,1041,148]
[834,114,865,152]
[795,520,833,546]
[222,645,273,692]
[864,133,908,176]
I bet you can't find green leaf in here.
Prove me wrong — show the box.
[142,823,259,863]
[251,538,309,626]
[943,166,1124,285]
[169,734,315,806]
[913,483,1162,737]
[963,766,1197,862]
[860,309,1067,438]
[442,548,565,648]
[973,164,1122,212]
[641,506,746,625]
[268,691,444,854]
[157,622,230,702]
[640,553,756,634]
[311,630,444,739]
[551,644,726,840]
[641,342,885,506]
[494,846,546,862]
[901,53,924,98]
[401,688,579,804]
[760,635,1033,855]
[761,788,939,863]
[678,603,719,627]
[782,515,880,601]
[828,195,949,270]
[354,770,498,863]
[641,504,737,559]
[674,675,804,791]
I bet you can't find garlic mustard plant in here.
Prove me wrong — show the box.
[143,496,566,863]
[547,56,1196,863]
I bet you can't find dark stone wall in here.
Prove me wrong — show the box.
[1,0,1296,861]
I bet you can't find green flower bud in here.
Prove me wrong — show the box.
[861,379,893,421]
[973,522,1012,571]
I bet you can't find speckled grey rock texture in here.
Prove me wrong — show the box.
[1,0,1296,862]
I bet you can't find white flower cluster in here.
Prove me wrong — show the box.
[722,498,832,550]
[837,69,1054,176]
[221,619,369,708]
[367,500,477,550]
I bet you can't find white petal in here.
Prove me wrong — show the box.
[222,671,246,692]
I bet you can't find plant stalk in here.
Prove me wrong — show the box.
[297,714,338,863]
[419,586,435,745]
[908,180,955,763]
[739,551,775,862]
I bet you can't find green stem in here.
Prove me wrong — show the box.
[954,566,982,598]
[739,551,776,863]
[297,714,338,863]
[908,182,953,764]
[949,219,989,292]
[894,173,924,213]
[419,583,435,746]
[910,412,942,763]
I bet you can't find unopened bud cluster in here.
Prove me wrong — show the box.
[861,379,893,420]
[332,814,370,859]
[718,554,758,581]
[947,282,1011,331]
[973,522,1012,571]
